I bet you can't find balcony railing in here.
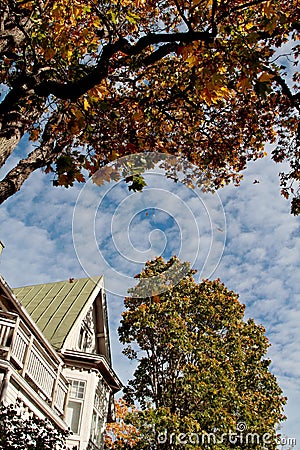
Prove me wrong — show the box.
[0,311,68,416]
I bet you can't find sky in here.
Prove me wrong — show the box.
[0,143,299,447]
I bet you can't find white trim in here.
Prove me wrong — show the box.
[61,350,122,391]
[0,360,68,430]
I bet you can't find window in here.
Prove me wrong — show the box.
[70,380,85,399]
[66,401,82,434]
[66,379,86,434]
[90,411,104,448]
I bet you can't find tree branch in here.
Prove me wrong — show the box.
[218,0,268,19]
[143,43,179,66]
[0,111,63,203]
[34,30,216,101]
[263,66,300,111]
[173,0,192,32]
[0,144,53,203]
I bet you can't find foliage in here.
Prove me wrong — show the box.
[118,256,287,449]
[0,0,299,211]
[105,398,141,449]
[0,403,69,449]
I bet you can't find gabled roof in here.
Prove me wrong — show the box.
[13,276,103,350]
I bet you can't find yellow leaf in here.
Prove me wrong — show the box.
[258,72,274,83]
[73,6,82,19]
[111,150,119,159]
[186,53,199,67]
[83,98,90,110]
[65,49,73,61]
[262,1,274,18]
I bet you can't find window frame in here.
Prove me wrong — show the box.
[66,378,86,435]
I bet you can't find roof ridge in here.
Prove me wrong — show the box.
[13,275,103,289]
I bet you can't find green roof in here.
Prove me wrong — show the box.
[13,276,102,349]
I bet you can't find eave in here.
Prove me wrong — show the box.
[60,349,123,393]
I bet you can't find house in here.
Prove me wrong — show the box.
[0,272,122,449]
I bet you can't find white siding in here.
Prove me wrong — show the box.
[5,382,18,405]
[5,381,46,420]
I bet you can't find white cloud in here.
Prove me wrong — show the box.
[214,156,300,443]
[0,151,299,443]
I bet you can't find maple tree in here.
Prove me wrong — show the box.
[118,256,286,449]
[0,0,299,211]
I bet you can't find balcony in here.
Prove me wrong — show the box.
[0,311,69,417]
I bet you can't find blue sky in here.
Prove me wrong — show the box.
[0,142,299,446]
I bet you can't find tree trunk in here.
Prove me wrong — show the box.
[0,132,23,168]
[0,2,39,167]
[0,1,31,54]
[0,108,32,168]
[0,28,25,54]
[0,89,47,167]
[0,144,54,204]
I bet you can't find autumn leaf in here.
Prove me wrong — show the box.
[236,77,252,92]
[92,166,115,186]
[75,172,85,183]
[29,128,40,142]
[258,72,275,83]
[83,98,90,110]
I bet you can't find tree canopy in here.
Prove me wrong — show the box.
[0,0,299,211]
[117,256,286,449]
